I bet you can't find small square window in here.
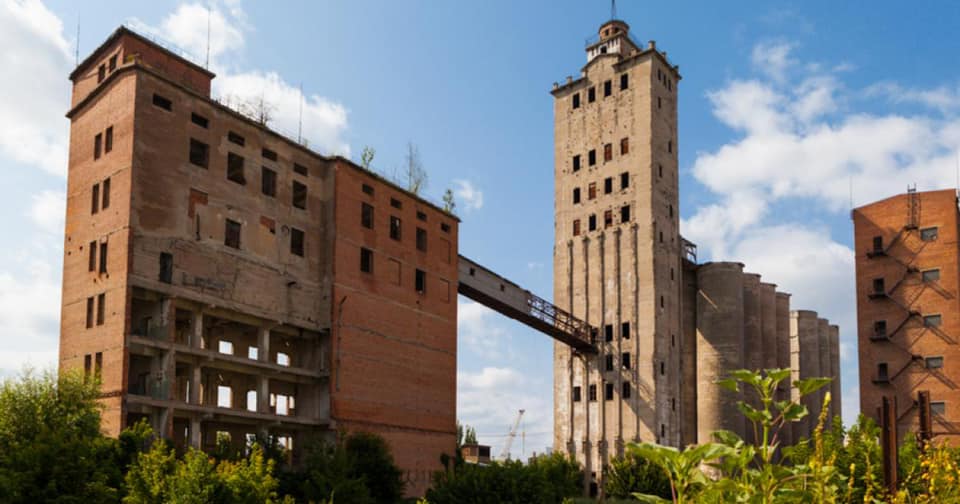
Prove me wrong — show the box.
[923,269,940,282]
[262,148,278,161]
[362,183,374,196]
[603,80,612,97]
[415,269,426,293]
[877,362,889,382]
[191,113,209,128]
[261,167,277,197]
[872,236,883,252]
[189,139,209,168]
[390,198,403,209]
[390,216,402,240]
[924,314,942,327]
[873,278,885,294]
[572,93,580,109]
[573,188,581,204]
[931,401,946,415]
[573,155,581,172]
[360,247,373,273]
[292,181,307,209]
[152,94,172,111]
[573,386,582,402]
[441,222,451,233]
[926,356,944,369]
[588,87,596,103]
[921,227,939,241]
[361,203,374,229]
[417,211,427,222]
[290,227,304,256]
[416,227,427,252]
[874,320,887,337]
[227,153,245,184]
[225,219,241,249]
[227,131,245,146]
[293,163,308,176]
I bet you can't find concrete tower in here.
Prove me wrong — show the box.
[551,19,681,494]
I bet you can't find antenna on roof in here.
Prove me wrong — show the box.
[297,82,304,144]
[611,0,617,20]
[205,2,211,69]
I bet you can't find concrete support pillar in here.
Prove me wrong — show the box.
[258,375,270,414]
[190,365,201,405]
[192,311,204,349]
[258,327,271,364]
[190,417,202,448]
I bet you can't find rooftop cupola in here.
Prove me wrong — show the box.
[587,19,640,62]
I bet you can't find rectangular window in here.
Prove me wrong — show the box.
[225,219,241,249]
[668,140,673,153]
[102,178,110,210]
[572,93,580,109]
[416,227,427,252]
[620,137,629,155]
[621,205,631,223]
[293,163,308,176]
[109,54,117,71]
[620,171,629,189]
[94,133,102,160]
[874,320,887,338]
[415,269,426,293]
[931,401,946,415]
[622,382,631,399]
[417,211,427,221]
[91,183,100,214]
[227,131,245,146]
[877,362,889,382]
[573,219,581,236]
[604,324,613,342]
[227,153,245,184]
[362,183,374,196]
[262,148,278,161]
[604,177,613,194]
[588,183,596,200]
[96,293,105,325]
[191,113,209,128]
[923,269,941,282]
[152,94,172,111]
[604,210,613,228]
[104,126,113,153]
[290,227,304,256]
[359,247,373,273]
[873,278,885,294]
[573,188,581,204]
[605,383,614,400]
[658,96,662,109]
[604,144,612,162]
[572,386,582,402]
[921,227,939,241]
[441,222,451,233]
[390,198,403,209]
[390,216,402,240]
[603,80,612,97]
[872,236,883,252]
[621,322,630,339]
[189,139,209,168]
[924,314,943,327]
[261,167,277,196]
[926,356,944,369]
[620,73,629,90]
[605,355,614,371]
[85,297,94,328]
[572,155,581,172]
[83,354,92,381]
[94,352,102,378]
[292,181,307,209]
[98,241,107,274]
[88,240,96,272]
[588,87,596,103]
[659,164,663,178]
[159,253,173,284]
[588,149,596,166]
[622,352,631,369]
[361,203,374,229]
[97,64,106,83]
[589,214,597,231]
[588,384,597,401]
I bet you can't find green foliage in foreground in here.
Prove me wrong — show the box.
[424,452,581,504]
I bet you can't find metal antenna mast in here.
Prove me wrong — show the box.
[611,0,617,20]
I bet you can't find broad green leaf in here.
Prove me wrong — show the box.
[794,377,832,397]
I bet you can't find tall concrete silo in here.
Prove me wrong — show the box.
[791,310,820,441]
[817,318,832,423]
[760,283,778,371]
[742,274,763,372]
[829,324,842,423]
[775,292,792,447]
[696,262,745,443]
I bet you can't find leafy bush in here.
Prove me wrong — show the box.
[425,452,581,504]
[603,450,672,500]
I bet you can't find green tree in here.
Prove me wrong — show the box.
[603,450,672,500]
[426,453,580,504]
[405,142,428,195]
[344,432,404,503]
[442,188,456,213]
[360,146,376,170]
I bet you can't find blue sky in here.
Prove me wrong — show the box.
[2,0,960,457]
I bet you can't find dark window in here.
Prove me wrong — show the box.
[189,139,209,168]
[604,210,613,228]
[604,324,613,342]
[83,354,92,380]
[621,172,629,189]
[85,297,94,328]
[573,386,582,402]
[102,178,110,209]
[159,253,173,284]
[877,362,889,382]
[417,211,427,221]
[931,401,946,415]
[572,93,580,109]
[361,203,374,229]
[874,320,887,337]
[360,247,373,273]
[261,167,277,196]
[926,356,944,369]
[658,96,662,109]
[660,295,665,308]
[94,352,102,377]
[588,183,597,200]
[261,148,277,161]
[362,183,374,196]
[622,352,631,369]
[669,204,674,218]
[91,183,100,214]
[588,87,596,103]
[191,113,209,128]
[290,227,305,256]
[589,214,597,231]
[96,293,105,326]
[97,64,106,83]
[98,242,107,274]
[293,163,308,176]
[416,228,427,252]
[924,314,943,327]
[573,219,581,236]
[108,54,117,71]
[588,384,597,401]
[94,133,102,160]
[621,137,629,155]
[390,198,403,209]
[390,216,402,240]
[605,383,614,400]
[104,126,113,153]
[604,144,613,162]
[622,382,631,398]
[573,188,581,204]
[227,153,245,184]
[588,149,596,166]
[415,269,426,293]
[227,131,245,146]
[572,155,581,172]
[604,177,613,194]
[88,241,96,272]
[620,73,628,90]
[292,181,307,209]
[668,141,673,153]
[872,236,883,252]
[621,322,630,339]
[605,354,614,371]
[603,80,612,97]
[921,227,939,241]
[659,164,663,178]
[441,222,451,233]
[152,94,172,111]
[873,278,885,294]
[225,219,241,249]
[923,269,941,282]
[660,361,665,375]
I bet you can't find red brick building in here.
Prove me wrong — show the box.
[59,26,458,496]
[853,188,960,442]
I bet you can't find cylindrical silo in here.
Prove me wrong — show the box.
[775,292,792,448]
[792,310,820,441]
[742,274,763,372]
[696,262,745,444]
[760,283,778,371]
[680,260,699,446]
[830,324,842,424]
[817,318,831,424]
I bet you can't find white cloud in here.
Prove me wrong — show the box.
[28,190,65,235]
[458,299,510,359]
[0,0,72,177]
[453,179,484,211]
[129,2,245,64]
[0,255,61,377]
[866,81,960,115]
[751,41,796,83]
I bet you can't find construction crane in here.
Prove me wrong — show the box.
[500,409,525,461]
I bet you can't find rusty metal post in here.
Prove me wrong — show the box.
[880,396,899,495]
[918,390,932,449]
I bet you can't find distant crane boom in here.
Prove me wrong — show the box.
[500,409,525,460]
